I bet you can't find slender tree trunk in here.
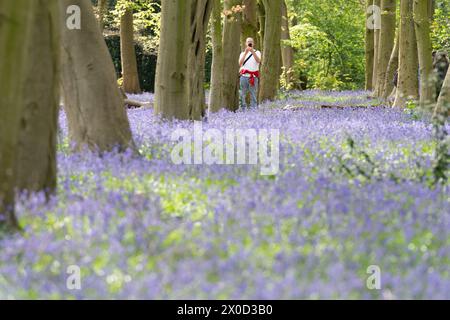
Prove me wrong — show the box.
[187,0,213,120]
[257,1,266,53]
[16,0,60,194]
[382,32,400,99]
[60,0,134,151]
[222,0,242,111]
[414,0,434,106]
[98,0,108,32]
[209,0,225,113]
[259,0,283,102]
[154,0,191,119]
[372,0,381,89]
[365,0,375,91]
[393,0,419,108]
[374,0,396,97]
[0,0,33,231]
[241,0,259,49]
[281,0,297,90]
[434,66,450,117]
[121,8,141,94]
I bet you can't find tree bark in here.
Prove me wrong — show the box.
[98,0,108,32]
[121,8,142,94]
[187,0,213,120]
[16,0,60,195]
[241,0,259,49]
[374,0,396,97]
[257,1,266,53]
[259,0,283,102]
[413,0,434,106]
[434,65,450,117]
[222,0,242,111]
[281,0,297,90]
[372,0,381,90]
[365,0,375,91]
[393,0,419,108]
[382,32,399,99]
[154,0,191,119]
[60,0,134,152]
[209,0,225,113]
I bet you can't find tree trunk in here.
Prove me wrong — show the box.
[372,0,381,90]
[60,0,134,151]
[222,0,242,111]
[121,8,141,94]
[382,32,399,99]
[187,0,213,120]
[413,0,434,106]
[434,66,450,117]
[281,0,297,90]
[374,0,396,97]
[16,0,60,195]
[154,0,191,119]
[0,1,32,231]
[259,0,283,102]
[241,0,259,49]
[209,0,225,113]
[393,0,419,108]
[257,1,266,53]
[98,0,108,32]
[365,0,375,91]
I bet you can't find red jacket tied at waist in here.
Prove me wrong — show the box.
[240,69,260,86]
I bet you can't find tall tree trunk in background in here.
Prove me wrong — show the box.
[0,0,33,231]
[382,33,399,99]
[414,0,434,106]
[281,0,297,90]
[372,0,381,89]
[60,0,134,151]
[187,0,213,120]
[241,0,259,49]
[121,8,141,94]
[428,0,435,20]
[259,0,282,102]
[434,67,450,117]
[222,0,242,111]
[374,0,396,97]
[16,0,60,194]
[98,0,108,32]
[393,0,419,108]
[209,0,225,113]
[365,0,375,91]
[155,0,191,119]
[257,1,266,53]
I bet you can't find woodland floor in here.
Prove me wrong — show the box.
[0,90,449,299]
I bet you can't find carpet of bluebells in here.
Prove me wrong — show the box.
[0,91,449,299]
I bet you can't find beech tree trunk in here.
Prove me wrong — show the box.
[60,0,134,151]
[281,0,297,90]
[257,1,266,53]
[365,0,375,91]
[382,33,399,99]
[393,0,419,108]
[372,0,381,89]
[154,0,190,119]
[413,0,434,106]
[222,0,242,111]
[187,0,213,120]
[16,0,60,194]
[259,0,283,102]
[0,0,33,231]
[434,66,450,117]
[241,0,259,49]
[374,0,396,97]
[121,8,141,94]
[209,0,225,113]
[98,0,108,32]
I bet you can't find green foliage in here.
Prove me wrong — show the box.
[286,0,365,90]
[431,0,450,51]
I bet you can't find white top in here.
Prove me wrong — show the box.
[239,50,261,77]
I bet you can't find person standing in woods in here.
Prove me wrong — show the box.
[239,37,262,110]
